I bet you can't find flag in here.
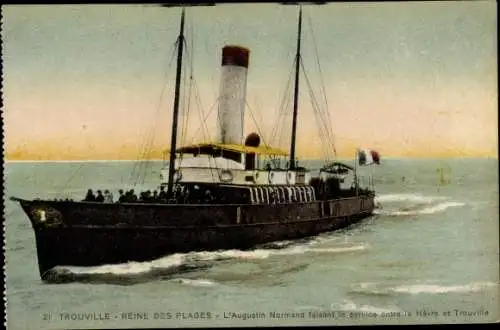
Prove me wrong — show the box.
[357,149,380,165]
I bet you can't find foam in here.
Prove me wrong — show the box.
[374,201,465,216]
[67,254,185,275]
[392,282,497,294]
[175,278,217,287]
[65,243,368,277]
[352,282,498,295]
[375,193,447,204]
[338,300,401,315]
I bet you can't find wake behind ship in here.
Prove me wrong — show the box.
[11,5,380,281]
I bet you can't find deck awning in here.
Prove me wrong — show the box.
[167,143,288,156]
[320,161,355,173]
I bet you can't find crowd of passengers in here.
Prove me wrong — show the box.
[82,185,220,204]
[81,185,301,204]
[78,182,373,204]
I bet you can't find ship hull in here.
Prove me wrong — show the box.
[14,196,374,280]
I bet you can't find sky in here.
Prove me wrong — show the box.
[2,1,498,160]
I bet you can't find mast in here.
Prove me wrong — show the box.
[289,6,302,170]
[167,8,186,198]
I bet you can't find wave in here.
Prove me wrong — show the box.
[374,201,465,216]
[47,243,368,284]
[305,233,352,246]
[375,193,448,204]
[350,281,497,296]
[295,301,401,315]
[392,282,497,294]
[70,254,186,275]
[304,246,368,254]
[257,240,297,249]
[336,300,401,315]
[232,244,368,257]
[73,244,368,272]
[350,282,395,296]
[173,278,217,287]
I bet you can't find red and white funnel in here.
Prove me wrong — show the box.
[217,45,250,145]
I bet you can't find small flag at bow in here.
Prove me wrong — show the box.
[357,149,380,165]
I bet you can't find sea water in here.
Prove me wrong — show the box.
[4,158,499,328]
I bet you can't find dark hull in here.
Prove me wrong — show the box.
[14,196,374,280]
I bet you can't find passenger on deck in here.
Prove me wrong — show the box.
[118,189,125,203]
[204,190,213,203]
[84,189,96,202]
[153,190,158,202]
[104,190,113,203]
[125,190,133,202]
[95,190,105,202]
[174,185,182,198]
[144,190,152,202]
[159,186,167,201]
[126,189,137,202]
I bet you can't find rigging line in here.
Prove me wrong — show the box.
[305,12,332,125]
[273,66,294,144]
[139,39,178,159]
[305,12,337,158]
[245,100,268,147]
[60,125,96,196]
[179,39,192,153]
[60,162,86,197]
[277,92,292,149]
[305,76,330,162]
[181,22,209,143]
[301,59,334,162]
[60,163,87,199]
[276,61,296,149]
[131,40,177,179]
[132,39,178,187]
[271,81,291,148]
[299,56,332,157]
[189,97,218,145]
[192,76,211,141]
[308,93,333,161]
[269,57,295,145]
[311,100,334,162]
[143,44,187,186]
[130,40,178,185]
[251,96,268,141]
[313,91,336,161]
[300,57,333,155]
[277,99,292,149]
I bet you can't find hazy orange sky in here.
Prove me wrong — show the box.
[3,2,498,160]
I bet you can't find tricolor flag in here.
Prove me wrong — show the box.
[357,149,380,165]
